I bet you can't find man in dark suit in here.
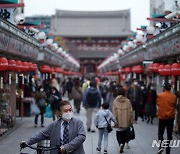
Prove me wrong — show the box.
[20,101,86,154]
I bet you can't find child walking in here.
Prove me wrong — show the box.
[94,103,116,154]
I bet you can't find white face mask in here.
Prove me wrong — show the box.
[150,87,154,90]
[133,82,138,86]
[141,86,145,90]
[62,112,73,122]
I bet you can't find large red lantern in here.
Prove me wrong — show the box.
[0,57,8,71]
[15,60,23,72]
[124,67,132,73]
[132,65,144,74]
[158,64,165,76]
[164,64,171,76]
[21,62,29,72]
[171,63,180,76]
[40,65,50,73]
[8,59,16,71]
[152,63,160,73]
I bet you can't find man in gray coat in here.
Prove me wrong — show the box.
[20,100,86,154]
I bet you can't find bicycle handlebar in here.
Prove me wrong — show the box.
[21,143,59,151]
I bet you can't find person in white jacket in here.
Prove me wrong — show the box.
[94,103,116,154]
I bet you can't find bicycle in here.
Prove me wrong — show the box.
[20,143,60,154]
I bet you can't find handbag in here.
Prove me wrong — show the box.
[45,104,53,118]
[30,103,40,116]
[129,125,135,140]
[103,115,113,133]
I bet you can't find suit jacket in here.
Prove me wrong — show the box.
[25,117,86,154]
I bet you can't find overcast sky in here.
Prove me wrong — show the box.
[23,0,150,31]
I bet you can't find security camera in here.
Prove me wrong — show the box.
[165,11,180,19]
[14,13,25,24]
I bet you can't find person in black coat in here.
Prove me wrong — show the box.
[145,84,157,124]
[49,87,62,121]
[140,84,147,121]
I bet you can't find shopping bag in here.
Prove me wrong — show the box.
[30,104,40,116]
[45,105,53,118]
[128,125,135,140]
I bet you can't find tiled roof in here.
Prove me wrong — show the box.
[50,9,131,37]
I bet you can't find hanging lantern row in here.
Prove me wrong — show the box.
[0,57,37,72]
[40,65,64,74]
[149,63,180,76]
[132,65,144,74]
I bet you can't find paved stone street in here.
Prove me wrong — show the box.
[0,101,179,154]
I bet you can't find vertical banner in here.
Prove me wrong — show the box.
[0,77,3,89]
[22,75,24,84]
[16,74,18,84]
[139,74,142,81]
[46,73,48,79]
[9,73,12,84]
[27,74,29,83]
[156,76,160,85]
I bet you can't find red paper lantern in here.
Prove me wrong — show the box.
[40,65,50,73]
[171,63,180,76]
[15,60,23,72]
[158,64,165,76]
[152,63,160,73]
[21,62,29,72]
[8,59,16,71]
[0,57,8,71]
[124,67,132,73]
[164,64,172,76]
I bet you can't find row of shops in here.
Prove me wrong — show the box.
[98,22,180,134]
[0,17,78,136]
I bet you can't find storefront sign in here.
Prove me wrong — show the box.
[147,35,180,60]
[0,8,15,24]
[0,31,10,51]
[120,50,144,67]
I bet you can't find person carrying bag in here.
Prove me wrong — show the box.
[112,87,134,153]
[94,103,116,154]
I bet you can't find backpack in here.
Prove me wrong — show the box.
[86,88,99,107]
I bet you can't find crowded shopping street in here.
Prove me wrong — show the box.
[0,0,180,154]
[0,98,179,154]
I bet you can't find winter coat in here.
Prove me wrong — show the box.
[106,92,115,112]
[145,90,157,116]
[157,90,176,119]
[127,85,141,103]
[35,91,47,114]
[82,87,101,108]
[94,109,116,129]
[49,92,62,111]
[113,95,133,128]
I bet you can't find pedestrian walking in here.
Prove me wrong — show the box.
[66,77,74,100]
[145,84,157,124]
[20,100,86,154]
[113,87,133,153]
[71,78,83,114]
[140,84,147,121]
[34,86,47,127]
[94,103,116,154]
[127,79,141,123]
[49,86,62,121]
[157,82,177,154]
[105,81,116,112]
[83,79,101,132]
